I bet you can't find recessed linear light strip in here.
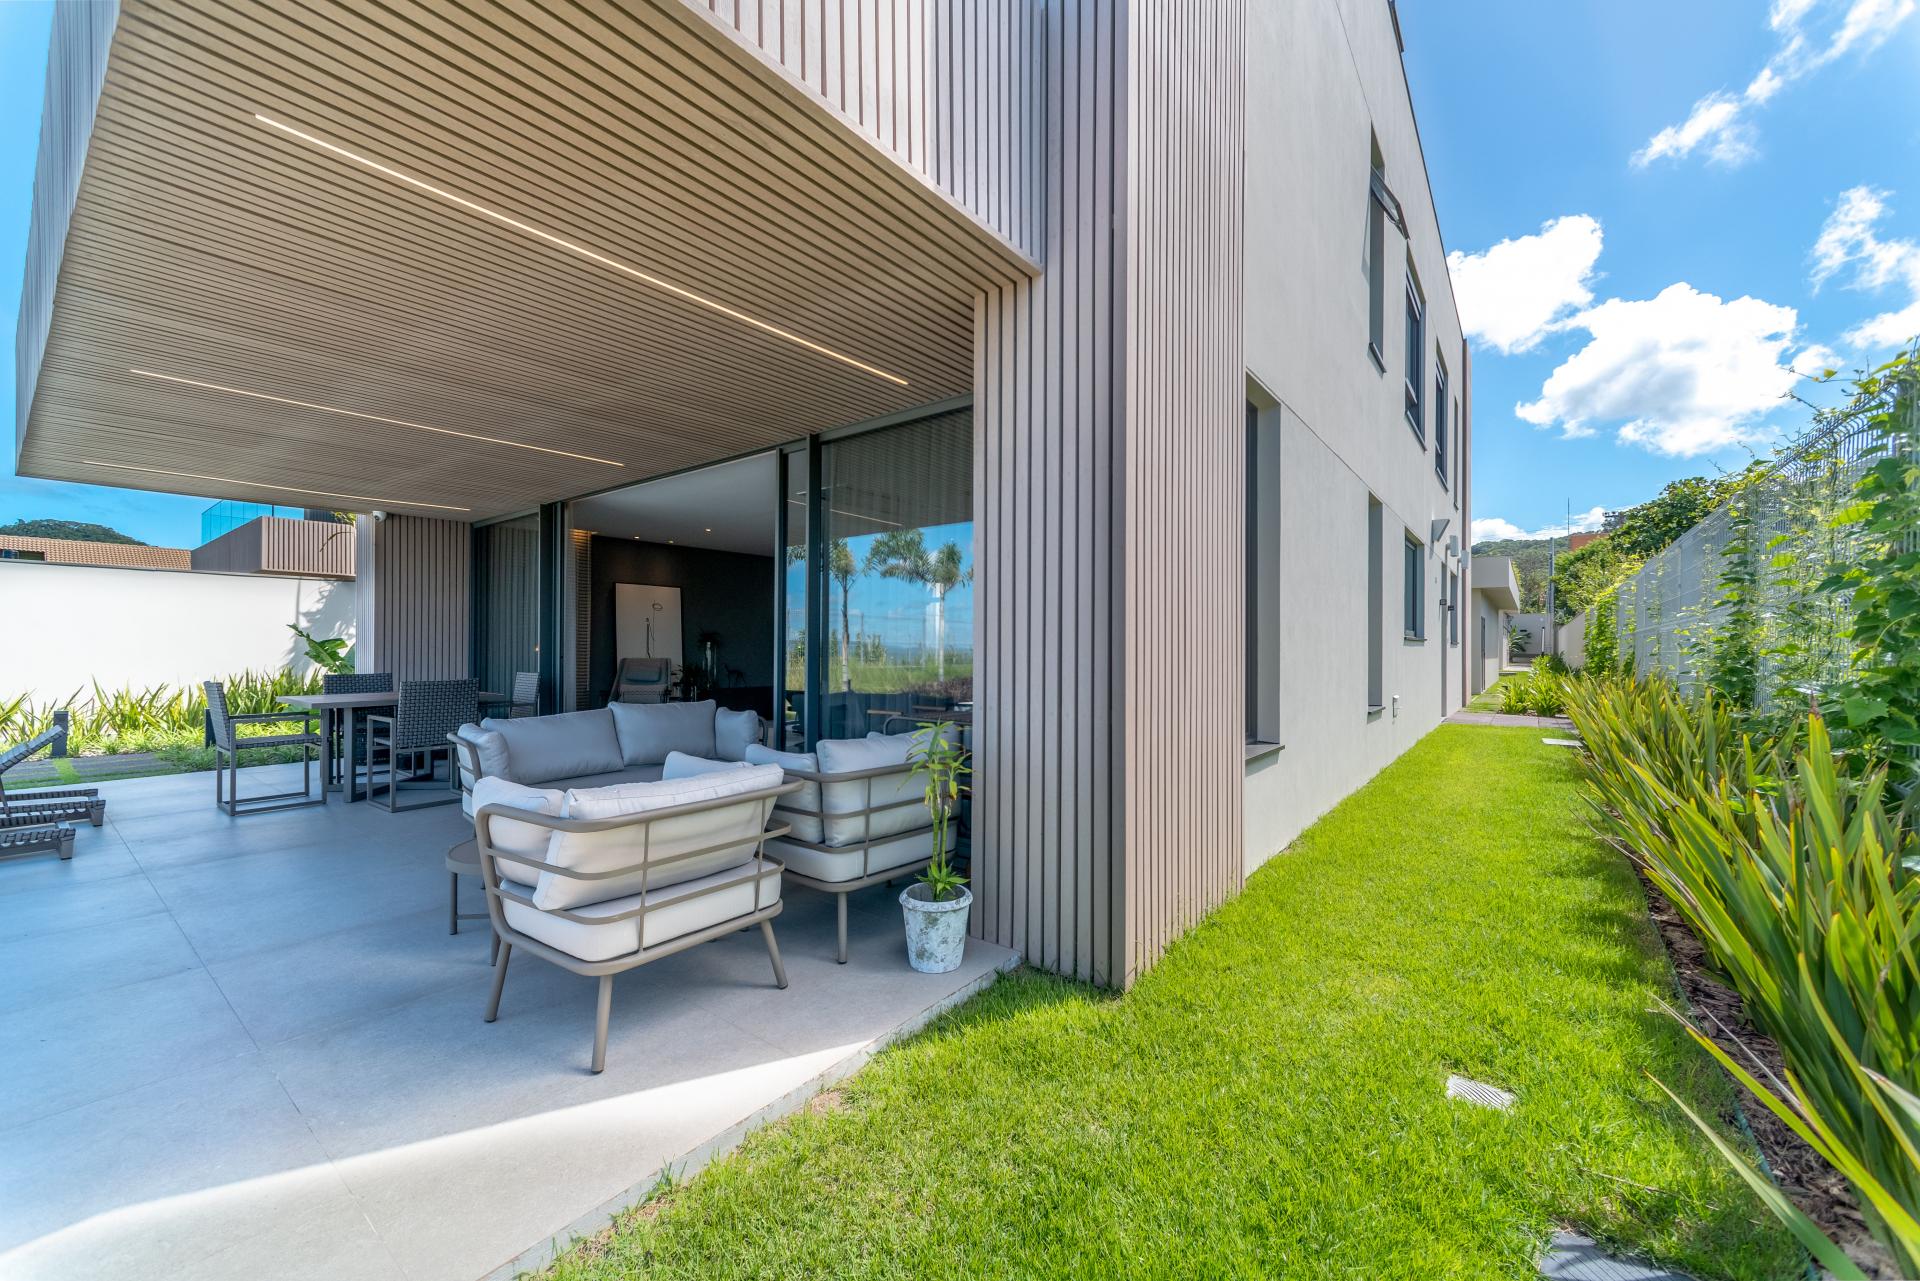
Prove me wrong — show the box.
[79,460,470,513]
[128,369,623,468]
[253,113,911,389]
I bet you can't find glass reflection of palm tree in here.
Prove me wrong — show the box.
[865,529,972,682]
[788,539,858,692]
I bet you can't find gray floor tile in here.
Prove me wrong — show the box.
[0,910,202,1016]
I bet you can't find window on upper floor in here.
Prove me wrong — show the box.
[1404,275,1424,442]
[1365,136,1405,372]
[1434,353,1449,487]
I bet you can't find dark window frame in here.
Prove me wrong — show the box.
[1404,276,1425,443]
[1403,532,1425,641]
[1433,354,1450,487]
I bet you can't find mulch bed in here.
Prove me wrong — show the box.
[1632,861,1896,1278]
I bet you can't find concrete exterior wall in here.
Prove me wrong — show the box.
[1557,611,1588,671]
[1508,612,1549,658]
[1471,592,1506,693]
[0,561,352,700]
[1242,0,1468,868]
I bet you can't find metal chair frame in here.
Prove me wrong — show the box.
[365,680,475,812]
[205,683,325,817]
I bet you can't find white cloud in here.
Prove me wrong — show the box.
[1472,507,1608,544]
[1447,216,1604,355]
[1632,0,1915,169]
[1515,283,1804,457]
[1808,185,1920,348]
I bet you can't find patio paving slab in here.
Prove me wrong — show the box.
[0,764,1017,1281]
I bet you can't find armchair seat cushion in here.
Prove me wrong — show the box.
[609,699,718,766]
[497,860,782,962]
[662,752,750,780]
[481,708,623,785]
[768,829,932,884]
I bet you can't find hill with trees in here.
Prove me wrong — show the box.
[0,518,145,545]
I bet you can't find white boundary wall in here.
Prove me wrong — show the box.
[0,561,355,700]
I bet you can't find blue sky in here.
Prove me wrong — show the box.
[1400,0,1920,541]
[4,2,1919,548]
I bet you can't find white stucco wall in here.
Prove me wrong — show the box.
[0,562,354,701]
[1242,0,1470,869]
[1470,593,1506,694]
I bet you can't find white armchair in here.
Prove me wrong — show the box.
[472,765,801,1073]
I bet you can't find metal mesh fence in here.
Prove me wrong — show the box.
[1609,387,1899,706]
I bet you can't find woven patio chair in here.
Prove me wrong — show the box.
[205,681,326,817]
[364,679,476,812]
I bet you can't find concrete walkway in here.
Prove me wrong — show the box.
[0,765,1016,1281]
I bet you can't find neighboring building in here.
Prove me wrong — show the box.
[17,0,1469,987]
[199,499,340,544]
[191,515,356,579]
[0,534,190,570]
[1567,531,1603,551]
[1469,556,1522,693]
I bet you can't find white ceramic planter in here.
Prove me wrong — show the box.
[900,883,972,973]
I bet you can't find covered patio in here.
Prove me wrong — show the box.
[0,763,1015,1281]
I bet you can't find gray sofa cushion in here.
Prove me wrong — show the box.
[481,708,623,785]
[715,708,762,761]
[548,765,664,792]
[609,699,718,766]
[455,723,510,779]
[663,751,750,780]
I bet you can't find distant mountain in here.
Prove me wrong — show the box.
[0,518,146,545]
[1468,536,1556,611]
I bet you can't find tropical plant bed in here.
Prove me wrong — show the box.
[1628,857,1890,1276]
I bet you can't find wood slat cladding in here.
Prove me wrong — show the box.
[15,0,117,442]
[190,515,356,578]
[690,0,1044,258]
[972,0,1244,987]
[1120,0,1245,982]
[18,0,1034,520]
[366,515,470,681]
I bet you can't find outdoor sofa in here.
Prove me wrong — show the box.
[452,703,946,969]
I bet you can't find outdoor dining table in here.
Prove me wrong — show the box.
[280,689,506,802]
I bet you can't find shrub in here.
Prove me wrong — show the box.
[1497,656,1569,717]
[1566,676,1920,1275]
[0,670,322,756]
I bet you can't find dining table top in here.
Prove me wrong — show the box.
[280,689,508,710]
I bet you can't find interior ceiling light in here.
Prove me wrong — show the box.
[254,113,910,389]
[129,369,622,468]
[79,460,470,512]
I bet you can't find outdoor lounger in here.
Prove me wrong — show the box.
[0,722,105,831]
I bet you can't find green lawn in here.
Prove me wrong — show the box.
[545,726,1798,1281]
[1466,675,1515,712]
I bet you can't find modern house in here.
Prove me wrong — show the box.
[16,0,1469,987]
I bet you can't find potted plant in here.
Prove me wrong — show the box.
[900,721,971,973]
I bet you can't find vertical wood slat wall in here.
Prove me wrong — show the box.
[15,0,117,437]
[696,0,1042,259]
[369,515,471,681]
[972,0,1245,987]
[1120,0,1245,983]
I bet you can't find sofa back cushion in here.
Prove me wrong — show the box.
[535,763,786,910]
[744,745,822,843]
[715,707,763,761]
[480,708,623,785]
[609,699,718,767]
[470,776,566,880]
[816,735,931,847]
[662,751,749,781]
[456,723,510,782]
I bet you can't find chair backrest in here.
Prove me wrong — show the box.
[203,681,236,750]
[509,671,539,717]
[392,679,478,751]
[323,672,394,695]
[612,657,671,704]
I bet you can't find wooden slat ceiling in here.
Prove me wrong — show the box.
[18,0,1032,521]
